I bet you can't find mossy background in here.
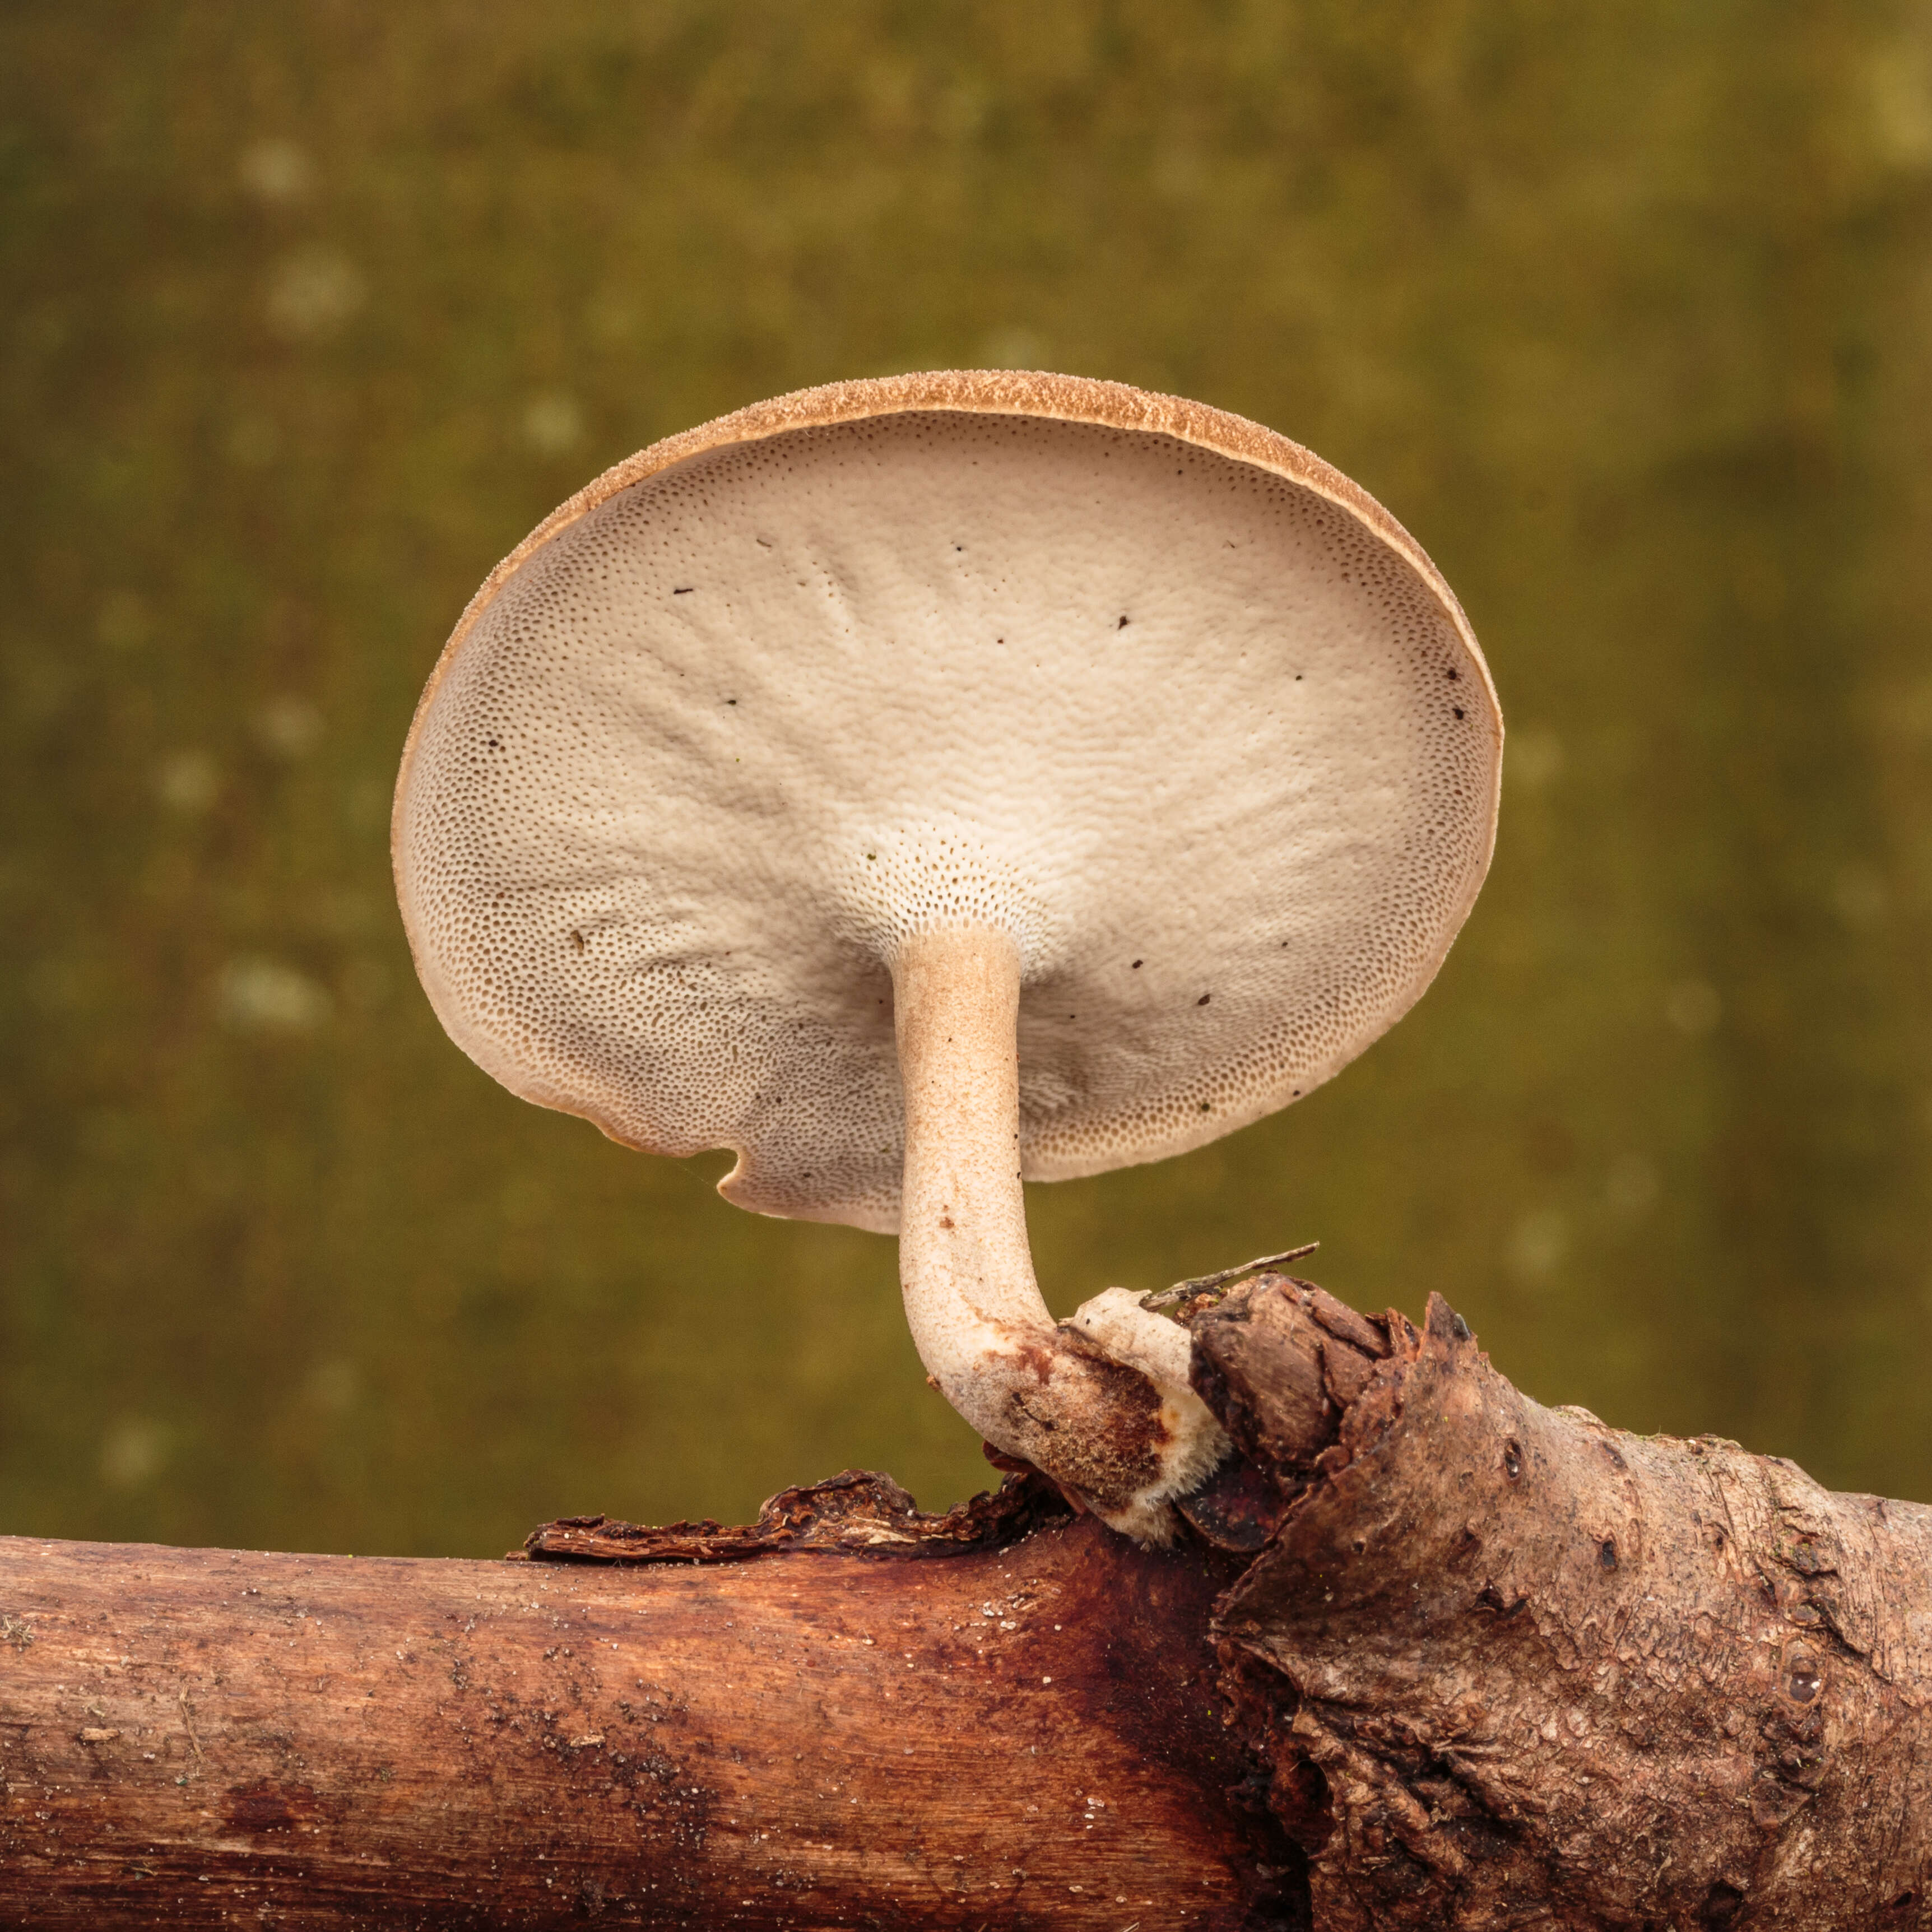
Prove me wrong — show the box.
[3,3,1930,1557]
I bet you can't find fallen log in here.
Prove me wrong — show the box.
[2,1277,1928,1930]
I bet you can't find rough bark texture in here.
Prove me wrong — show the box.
[1195,1278,1932,1930]
[0,1473,1300,1929]
[6,1274,1932,1929]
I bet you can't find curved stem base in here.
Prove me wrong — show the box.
[891,926,1228,1541]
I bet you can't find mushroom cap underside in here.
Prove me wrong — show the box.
[394,373,1502,1235]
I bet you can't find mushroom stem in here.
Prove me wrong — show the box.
[891,927,1229,1543]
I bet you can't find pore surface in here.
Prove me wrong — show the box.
[396,410,1497,1233]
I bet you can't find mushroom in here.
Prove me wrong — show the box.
[393,371,1502,1542]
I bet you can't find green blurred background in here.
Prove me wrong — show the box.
[3,3,1930,1558]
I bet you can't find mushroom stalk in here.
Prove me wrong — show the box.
[891,926,1228,1542]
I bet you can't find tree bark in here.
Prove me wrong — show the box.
[3,1275,1930,1929]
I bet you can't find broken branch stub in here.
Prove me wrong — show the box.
[1193,1279,1932,1931]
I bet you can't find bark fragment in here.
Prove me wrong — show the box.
[522,1465,1067,1563]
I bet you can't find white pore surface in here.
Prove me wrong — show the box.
[397,410,1500,1234]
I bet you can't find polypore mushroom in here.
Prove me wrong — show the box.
[393,371,1501,1542]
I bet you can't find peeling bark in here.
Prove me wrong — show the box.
[4,1276,1931,1929]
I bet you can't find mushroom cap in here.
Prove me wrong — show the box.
[394,371,1502,1236]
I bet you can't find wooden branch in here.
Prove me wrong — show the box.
[6,1273,1932,1929]
[0,1473,1296,1928]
